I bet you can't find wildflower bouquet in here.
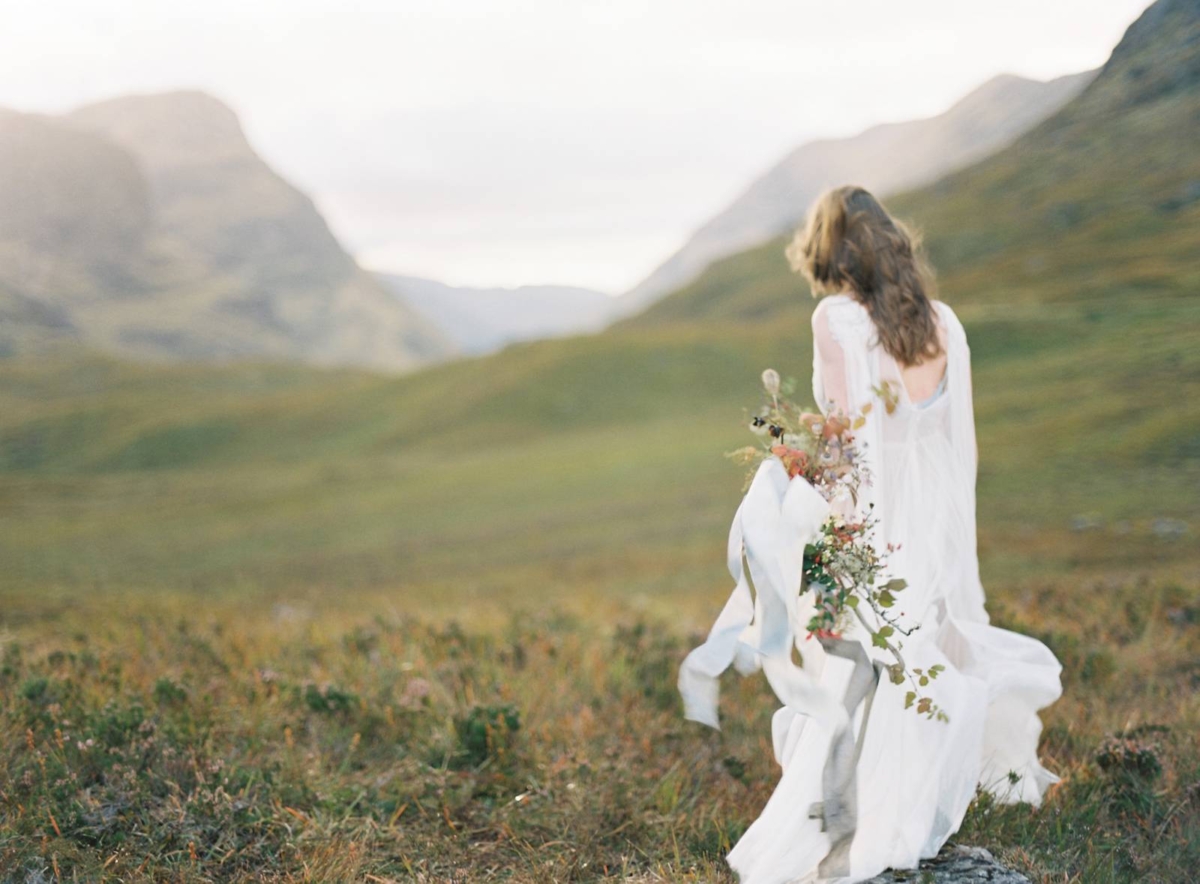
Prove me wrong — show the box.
[726,369,947,720]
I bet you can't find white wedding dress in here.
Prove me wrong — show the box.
[678,293,1063,884]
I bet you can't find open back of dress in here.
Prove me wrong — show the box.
[811,293,991,627]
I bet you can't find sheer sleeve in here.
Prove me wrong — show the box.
[940,303,978,483]
[811,300,851,417]
[939,301,989,623]
[809,295,885,532]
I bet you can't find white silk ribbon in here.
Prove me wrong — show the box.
[679,455,888,877]
[678,456,840,731]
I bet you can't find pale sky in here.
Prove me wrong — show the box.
[0,0,1152,293]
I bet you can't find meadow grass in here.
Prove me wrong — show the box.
[1,331,1197,883]
[0,561,1196,882]
[0,275,1197,884]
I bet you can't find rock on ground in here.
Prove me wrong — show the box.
[862,844,1031,883]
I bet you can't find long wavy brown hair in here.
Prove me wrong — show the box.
[787,185,942,365]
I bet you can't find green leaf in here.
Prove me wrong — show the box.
[846,595,859,608]
[919,676,929,686]
[877,625,894,639]
[883,579,908,592]
[888,664,905,685]
[871,632,888,649]
[878,590,895,608]
[904,691,916,709]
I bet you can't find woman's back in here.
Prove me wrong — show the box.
[811,293,988,625]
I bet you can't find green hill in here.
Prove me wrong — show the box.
[628,0,1200,327]
[1,0,1197,604]
[616,70,1094,314]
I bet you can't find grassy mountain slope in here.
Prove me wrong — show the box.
[615,71,1094,315]
[628,0,1200,327]
[0,111,155,352]
[1,291,1196,600]
[0,93,454,370]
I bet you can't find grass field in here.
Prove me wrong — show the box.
[0,556,1197,881]
[2,293,1197,603]
[1,292,1197,882]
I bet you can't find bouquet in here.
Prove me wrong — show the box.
[726,370,948,721]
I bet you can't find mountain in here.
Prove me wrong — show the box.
[0,110,152,349]
[623,0,1200,329]
[0,91,454,370]
[379,274,615,355]
[614,70,1095,316]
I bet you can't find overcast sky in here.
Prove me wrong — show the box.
[0,0,1152,293]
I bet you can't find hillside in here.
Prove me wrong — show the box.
[0,92,453,370]
[614,70,1094,316]
[0,110,154,352]
[2,0,1197,594]
[379,273,615,355]
[625,0,1200,329]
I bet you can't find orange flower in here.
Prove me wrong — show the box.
[823,415,851,439]
[771,445,811,478]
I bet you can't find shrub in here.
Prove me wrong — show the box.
[453,704,520,768]
[303,683,359,715]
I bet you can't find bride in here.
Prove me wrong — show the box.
[679,185,1063,884]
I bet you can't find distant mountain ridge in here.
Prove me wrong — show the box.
[620,0,1198,329]
[379,274,615,355]
[0,91,454,370]
[614,70,1095,316]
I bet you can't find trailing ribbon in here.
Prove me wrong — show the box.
[678,456,882,876]
[812,637,884,877]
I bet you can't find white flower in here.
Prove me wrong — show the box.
[761,369,781,397]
